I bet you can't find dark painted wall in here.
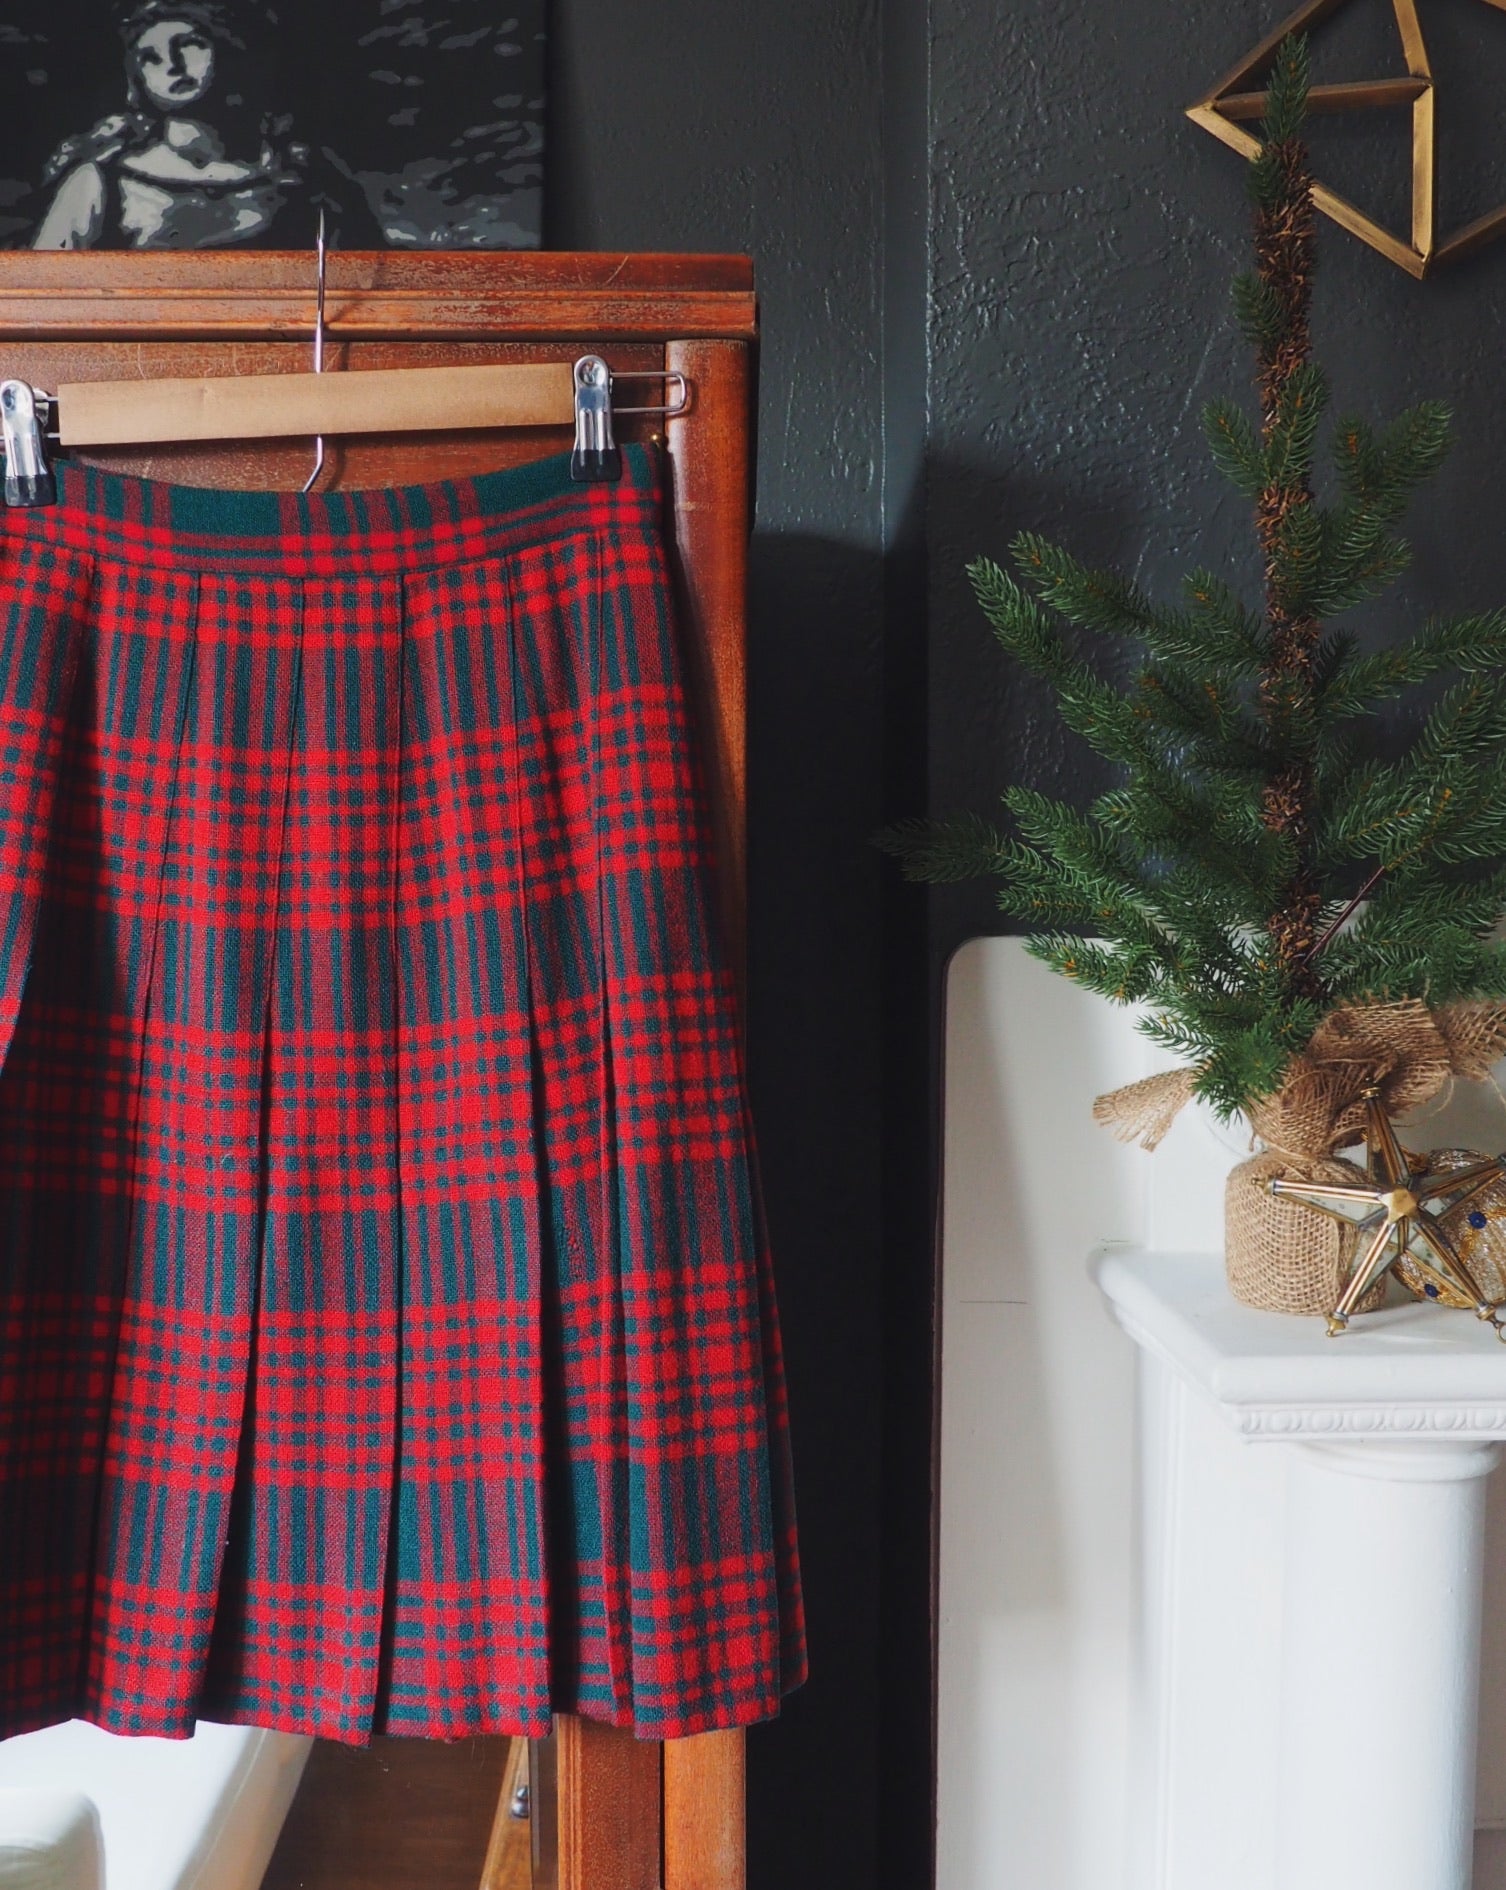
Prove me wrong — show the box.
[927,0,1506,957]
[553,4,1506,1889]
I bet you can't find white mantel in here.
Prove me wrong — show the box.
[1098,1248,1506,1890]
[1097,1245,1506,1442]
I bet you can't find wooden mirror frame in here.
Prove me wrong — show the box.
[0,248,757,1890]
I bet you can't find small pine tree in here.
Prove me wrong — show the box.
[880,36,1506,1122]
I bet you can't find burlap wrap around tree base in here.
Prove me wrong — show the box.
[1224,1153,1380,1316]
[1093,998,1506,1316]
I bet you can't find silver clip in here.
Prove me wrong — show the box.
[0,381,54,508]
[571,355,620,483]
[571,360,693,484]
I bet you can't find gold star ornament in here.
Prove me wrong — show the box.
[1269,1087,1506,1335]
[1190,0,1506,277]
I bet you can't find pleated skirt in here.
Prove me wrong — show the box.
[0,443,805,1744]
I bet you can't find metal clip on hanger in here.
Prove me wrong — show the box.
[570,357,689,483]
[0,380,54,509]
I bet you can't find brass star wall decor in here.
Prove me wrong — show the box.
[1190,0,1506,277]
[1270,1089,1506,1334]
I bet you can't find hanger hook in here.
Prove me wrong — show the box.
[301,208,328,497]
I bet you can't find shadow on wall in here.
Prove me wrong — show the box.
[919,448,1176,955]
[735,529,900,1890]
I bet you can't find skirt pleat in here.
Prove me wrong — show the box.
[590,534,791,1733]
[384,557,552,1735]
[87,572,303,1732]
[0,446,805,1745]
[199,575,404,1735]
[0,543,92,1717]
[520,532,639,1723]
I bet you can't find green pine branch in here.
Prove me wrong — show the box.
[873,32,1506,1121]
[1318,611,1506,718]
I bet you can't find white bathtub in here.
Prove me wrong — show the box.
[0,1720,312,1890]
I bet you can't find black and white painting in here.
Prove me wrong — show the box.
[1,1,544,248]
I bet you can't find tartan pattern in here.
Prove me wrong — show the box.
[0,444,805,1744]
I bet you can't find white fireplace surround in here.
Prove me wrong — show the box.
[937,938,1506,1890]
[1098,1247,1502,1890]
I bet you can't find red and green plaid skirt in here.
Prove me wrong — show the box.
[0,443,804,1744]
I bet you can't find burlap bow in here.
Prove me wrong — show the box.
[1093,999,1506,1156]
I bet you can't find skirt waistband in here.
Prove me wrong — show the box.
[12,442,660,577]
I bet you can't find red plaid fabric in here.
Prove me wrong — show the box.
[0,444,804,1744]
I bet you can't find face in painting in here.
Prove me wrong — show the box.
[132,21,216,111]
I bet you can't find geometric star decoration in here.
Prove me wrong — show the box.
[1189,0,1506,277]
[1269,1087,1506,1336]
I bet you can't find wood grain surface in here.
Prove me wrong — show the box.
[665,1731,746,1890]
[0,251,756,340]
[555,1718,661,1890]
[57,359,576,447]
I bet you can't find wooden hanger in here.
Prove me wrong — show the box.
[0,220,687,505]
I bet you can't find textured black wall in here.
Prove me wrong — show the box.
[927,0,1506,957]
[554,4,1506,1888]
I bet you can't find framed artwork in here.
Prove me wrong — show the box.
[1,0,544,249]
